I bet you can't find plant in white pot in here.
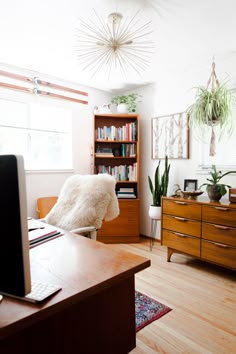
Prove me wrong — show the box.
[148,155,170,219]
[111,93,141,113]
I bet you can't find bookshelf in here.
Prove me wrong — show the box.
[93,113,140,243]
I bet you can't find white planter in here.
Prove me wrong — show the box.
[148,205,161,220]
[117,103,128,113]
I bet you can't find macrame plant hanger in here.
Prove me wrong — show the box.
[206,60,220,156]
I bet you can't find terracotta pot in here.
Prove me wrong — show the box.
[207,185,222,201]
[148,205,161,220]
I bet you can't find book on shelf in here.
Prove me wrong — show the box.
[119,187,134,192]
[117,194,136,199]
[117,187,136,198]
[95,153,114,157]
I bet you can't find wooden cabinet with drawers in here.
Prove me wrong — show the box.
[97,199,139,243]
[161,196,236,271]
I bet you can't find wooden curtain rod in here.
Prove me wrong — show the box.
[0,70,88,97]
[0,82,88,105]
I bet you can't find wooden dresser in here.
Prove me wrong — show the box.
[161,196,236,270]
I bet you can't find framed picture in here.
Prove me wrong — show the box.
[184,179,198,191]
[152,112,189,159]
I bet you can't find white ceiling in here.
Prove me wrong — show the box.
[1,0,236,93]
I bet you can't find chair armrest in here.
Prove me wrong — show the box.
[71,226,96,233]
[71,226,97,240]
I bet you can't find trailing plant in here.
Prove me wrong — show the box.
[200,165,236,196]
[111,93,141,112]
[186,61,236,157]
[187,83,233,136]
[148,155,170,206]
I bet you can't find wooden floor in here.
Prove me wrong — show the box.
[108,238,236,354]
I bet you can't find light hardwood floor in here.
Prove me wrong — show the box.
[109,238,236,354]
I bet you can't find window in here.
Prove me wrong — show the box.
[0,96,72,170]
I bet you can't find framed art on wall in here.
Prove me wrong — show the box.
[152,112,189,159]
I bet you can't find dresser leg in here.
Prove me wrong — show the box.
[167,248,173,262]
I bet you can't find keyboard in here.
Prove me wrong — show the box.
[24,282,61,303]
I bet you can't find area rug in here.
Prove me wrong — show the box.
[135,291,172,332]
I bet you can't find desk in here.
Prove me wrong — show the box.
[0,231,150,354]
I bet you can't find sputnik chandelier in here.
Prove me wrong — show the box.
[75,9,153,77]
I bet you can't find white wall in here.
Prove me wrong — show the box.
[134,73,236,239]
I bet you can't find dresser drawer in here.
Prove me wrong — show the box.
[201,239,236,270]
[162,199,201,220]
[202,223,236,247]
[202,205,236,228]
[162,229,200,257]
[162,214,201,237]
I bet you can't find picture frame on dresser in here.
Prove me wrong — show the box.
[184,179,198,191]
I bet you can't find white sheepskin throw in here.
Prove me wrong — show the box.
[45,174,120,231]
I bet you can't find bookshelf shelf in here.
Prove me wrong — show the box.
[93,113,140,243]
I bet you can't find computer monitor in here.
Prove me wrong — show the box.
[0,154,31,297]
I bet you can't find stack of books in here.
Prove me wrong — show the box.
[117,187,136,199]
[95,147,113,157]
[28,219,63,247]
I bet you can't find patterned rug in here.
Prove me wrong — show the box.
[135,291,172,332]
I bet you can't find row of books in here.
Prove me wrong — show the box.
[117,187,136,199]
[120,143,136,157]
[95,144,136,158]
[95,163,138,181]
[96,122,137,141]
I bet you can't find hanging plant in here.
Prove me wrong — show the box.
[186,61,234,156]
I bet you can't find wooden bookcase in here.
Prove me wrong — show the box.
[93,113,140,243]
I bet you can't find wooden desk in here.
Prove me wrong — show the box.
[0,231,150,354]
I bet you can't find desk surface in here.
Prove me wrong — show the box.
[0,231,150,341]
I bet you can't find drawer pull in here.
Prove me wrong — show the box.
[214,207,229,211]
[174,201,187,205]
[212,242,230,249]
[213,224,230,230]
[174,216,187,222]
[174,232,187,238]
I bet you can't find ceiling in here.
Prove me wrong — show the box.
[1,0,236,93]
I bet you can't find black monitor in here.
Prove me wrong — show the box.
[0,154,31,297]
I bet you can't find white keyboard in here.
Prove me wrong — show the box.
[24,282,61,303]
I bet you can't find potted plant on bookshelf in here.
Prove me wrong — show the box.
[111,93,141,113]
[200,165,236,201]
[148,155,170,219]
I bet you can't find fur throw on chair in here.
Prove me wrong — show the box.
[45,174,120,231]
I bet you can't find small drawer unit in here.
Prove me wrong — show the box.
[161,198,201,262]
[161,196,236,271]
[201,239,236,270]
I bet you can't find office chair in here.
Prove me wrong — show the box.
[43,173,120,240]
[36,196,58,219]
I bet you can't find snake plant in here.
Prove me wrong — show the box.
[148,155,170,206]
